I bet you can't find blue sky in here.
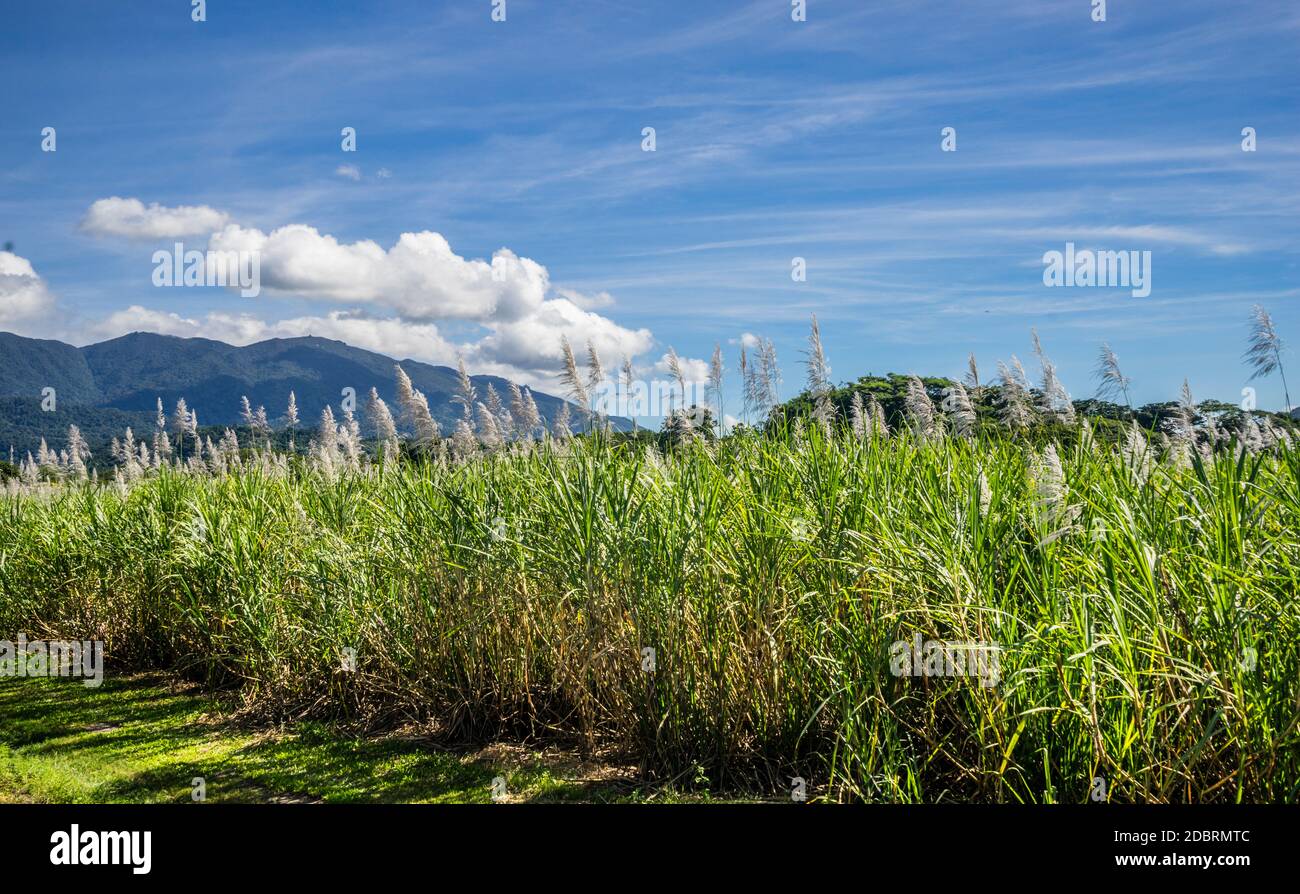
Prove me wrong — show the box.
[2,0,1298,416]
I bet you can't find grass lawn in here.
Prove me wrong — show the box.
[0,674,688,804]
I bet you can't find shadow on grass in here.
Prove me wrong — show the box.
[0,674,636,804]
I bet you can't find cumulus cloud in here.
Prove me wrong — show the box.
[85,200,616,329]
[84,301,656,395]
[650,351,710,384]
[81,197,230,239]
[89,306,275,347]
[0,251,58,332]
[88,306,460,366]
[88,298,653,392]
[555,287,615,310]
[472,296,653,380]
[208,224,551,322]
[335,164,362,181]
[74,199,664,389]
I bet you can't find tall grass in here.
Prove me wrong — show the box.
[2,427,1298,802]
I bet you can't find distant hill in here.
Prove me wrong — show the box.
[0,332,100,405]
[0,331,619,459]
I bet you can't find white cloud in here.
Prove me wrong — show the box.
[269,314,459,364]
[84,300,652,393]
[0,251,58,332]
[89,306,272,346]
[335,164,362,181]
[87,306,460,367]
[555,287,615,310]
[472,296,653,379]
[87,300,651,385]
[650,351,710,384]
[208,224,552,323]
[81,197,230,239]
[73,202,663,389]
[1005,224,1249,257]
[84,202,627,329]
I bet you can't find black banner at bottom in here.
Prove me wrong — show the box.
[2,804,1282,881]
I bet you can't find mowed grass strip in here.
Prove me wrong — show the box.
[0,675,650,804]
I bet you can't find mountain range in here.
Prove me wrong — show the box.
[0,330,612,461]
